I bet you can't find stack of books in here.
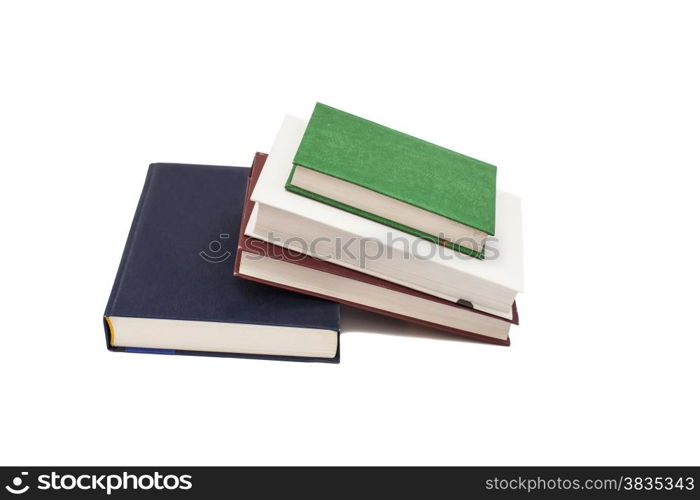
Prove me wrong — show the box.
[104,104,523,362]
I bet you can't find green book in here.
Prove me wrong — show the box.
[286,103,497,259]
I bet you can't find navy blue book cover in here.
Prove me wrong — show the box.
[104,163,340,362]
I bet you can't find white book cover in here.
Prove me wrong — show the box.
[248,115,524,316]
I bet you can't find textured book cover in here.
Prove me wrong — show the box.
[239,153,517,346]
[104,162,340,362]
[287,103,497,258]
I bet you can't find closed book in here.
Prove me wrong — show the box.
[249,115,523,320]
[238,153,517,346]
[104,162,340,362]
[286,103,497,258]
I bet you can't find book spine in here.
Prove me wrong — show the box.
[233,153,262,277]
[102,164,158,348]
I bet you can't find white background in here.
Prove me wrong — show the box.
[1,1,698,465]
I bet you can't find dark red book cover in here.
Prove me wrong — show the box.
[234,153,518,346]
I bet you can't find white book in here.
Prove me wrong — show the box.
[247,115,524,319]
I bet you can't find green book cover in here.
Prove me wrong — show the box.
[287,103,497,259]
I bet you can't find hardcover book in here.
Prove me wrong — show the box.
[286,103,497,258]
[249,115,523,320]
[237,153,517,345]
[104,162,340,362]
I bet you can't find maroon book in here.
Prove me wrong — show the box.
[234,153,518,346]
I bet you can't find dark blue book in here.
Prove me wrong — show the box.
[104,162,340,362]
